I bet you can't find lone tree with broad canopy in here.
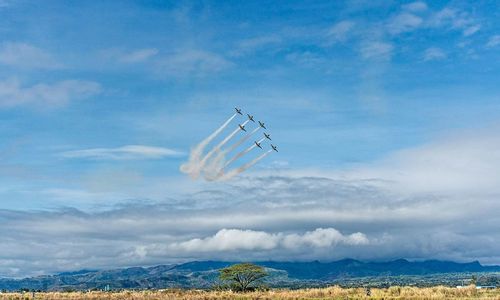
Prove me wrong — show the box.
[219,263,268,291]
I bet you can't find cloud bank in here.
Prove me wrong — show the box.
[171,228,368,252]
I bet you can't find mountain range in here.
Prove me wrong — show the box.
[1,259,499,291]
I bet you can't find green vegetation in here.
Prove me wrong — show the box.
[219,263,268,291]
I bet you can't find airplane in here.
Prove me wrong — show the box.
[235,107,242,115]
[271,144,278,152]
[239,124,246,132]
[264,133,271,140]
[254,141,262,149]
[247,114,255,122]
[258,121,266,129]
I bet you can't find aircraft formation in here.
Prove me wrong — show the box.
[180,107,278,181]
[236,108,278,153]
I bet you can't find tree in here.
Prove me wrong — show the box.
[219,263,268,291]
[471,275,477,286]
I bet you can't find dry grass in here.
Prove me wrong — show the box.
[1,286,499,300]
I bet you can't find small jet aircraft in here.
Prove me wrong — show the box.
[254,141,262,149]
[235,107,242,115]
[239,124,246,132]
[247,114,255,122]
[271,144,278,152]
[264,133,271,140]
[258,121,266,129]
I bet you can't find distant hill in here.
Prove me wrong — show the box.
[1,259,499,291]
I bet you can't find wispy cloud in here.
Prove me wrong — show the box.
[326,20,355,44]
[423,47,446,61]
[0,42,62,69]
[285,51,325,69]
[156,50,233,77]
[60,145,184,160]
[359,41,393,60]
[486,35,500,48]
[402,1,428,12]
[0,78,101,108]
[428,7,481,37]
[118,48,159,63]
[386,12,423,34]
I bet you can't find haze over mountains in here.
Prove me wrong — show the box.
[1,259,499,291]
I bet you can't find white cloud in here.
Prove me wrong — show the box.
[0,78,101,108]
[0,42,62,69]
[423,47,446,61]
[342,127,500,194]
[282,228,369,249]
[359,41,393,60]
[402,1,428,12]
[326,20,355,44]
[171,229,280,252]
[171,228,368,252]
[118,48,159,63]
[486,35,500,48]
[60,145,184,160]
[428,7,480,37]
[387,12,423,34]
[156,50,232,77]
[462,25,480,37]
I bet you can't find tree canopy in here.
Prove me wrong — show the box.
[219,263,268,291]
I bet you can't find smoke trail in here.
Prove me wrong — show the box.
[203,126,261,180]
[227,126,261,154]
[199,119,249,167]
[224,137,265,168]
[203,148,226,181]
[221,150,273,180]
[180,113,237,179]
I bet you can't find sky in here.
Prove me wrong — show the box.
[0,0,499,277]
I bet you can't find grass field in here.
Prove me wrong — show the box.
[1,286,499,300]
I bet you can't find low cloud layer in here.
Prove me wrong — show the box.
[171,228,368,252]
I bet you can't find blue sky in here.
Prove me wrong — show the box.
[1,0,500,277]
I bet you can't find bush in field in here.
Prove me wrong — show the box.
[218,263,268,292]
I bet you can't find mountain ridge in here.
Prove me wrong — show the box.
[1,259,499,291]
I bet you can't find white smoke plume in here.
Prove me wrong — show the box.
[200,119,250,167]
[181,113,273,181]
[203,126,261,180]
[227,126,261,154]
[224,137,266,168]
[180,113,237,179]
[210,126,260,173]
[221,149,273,180]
